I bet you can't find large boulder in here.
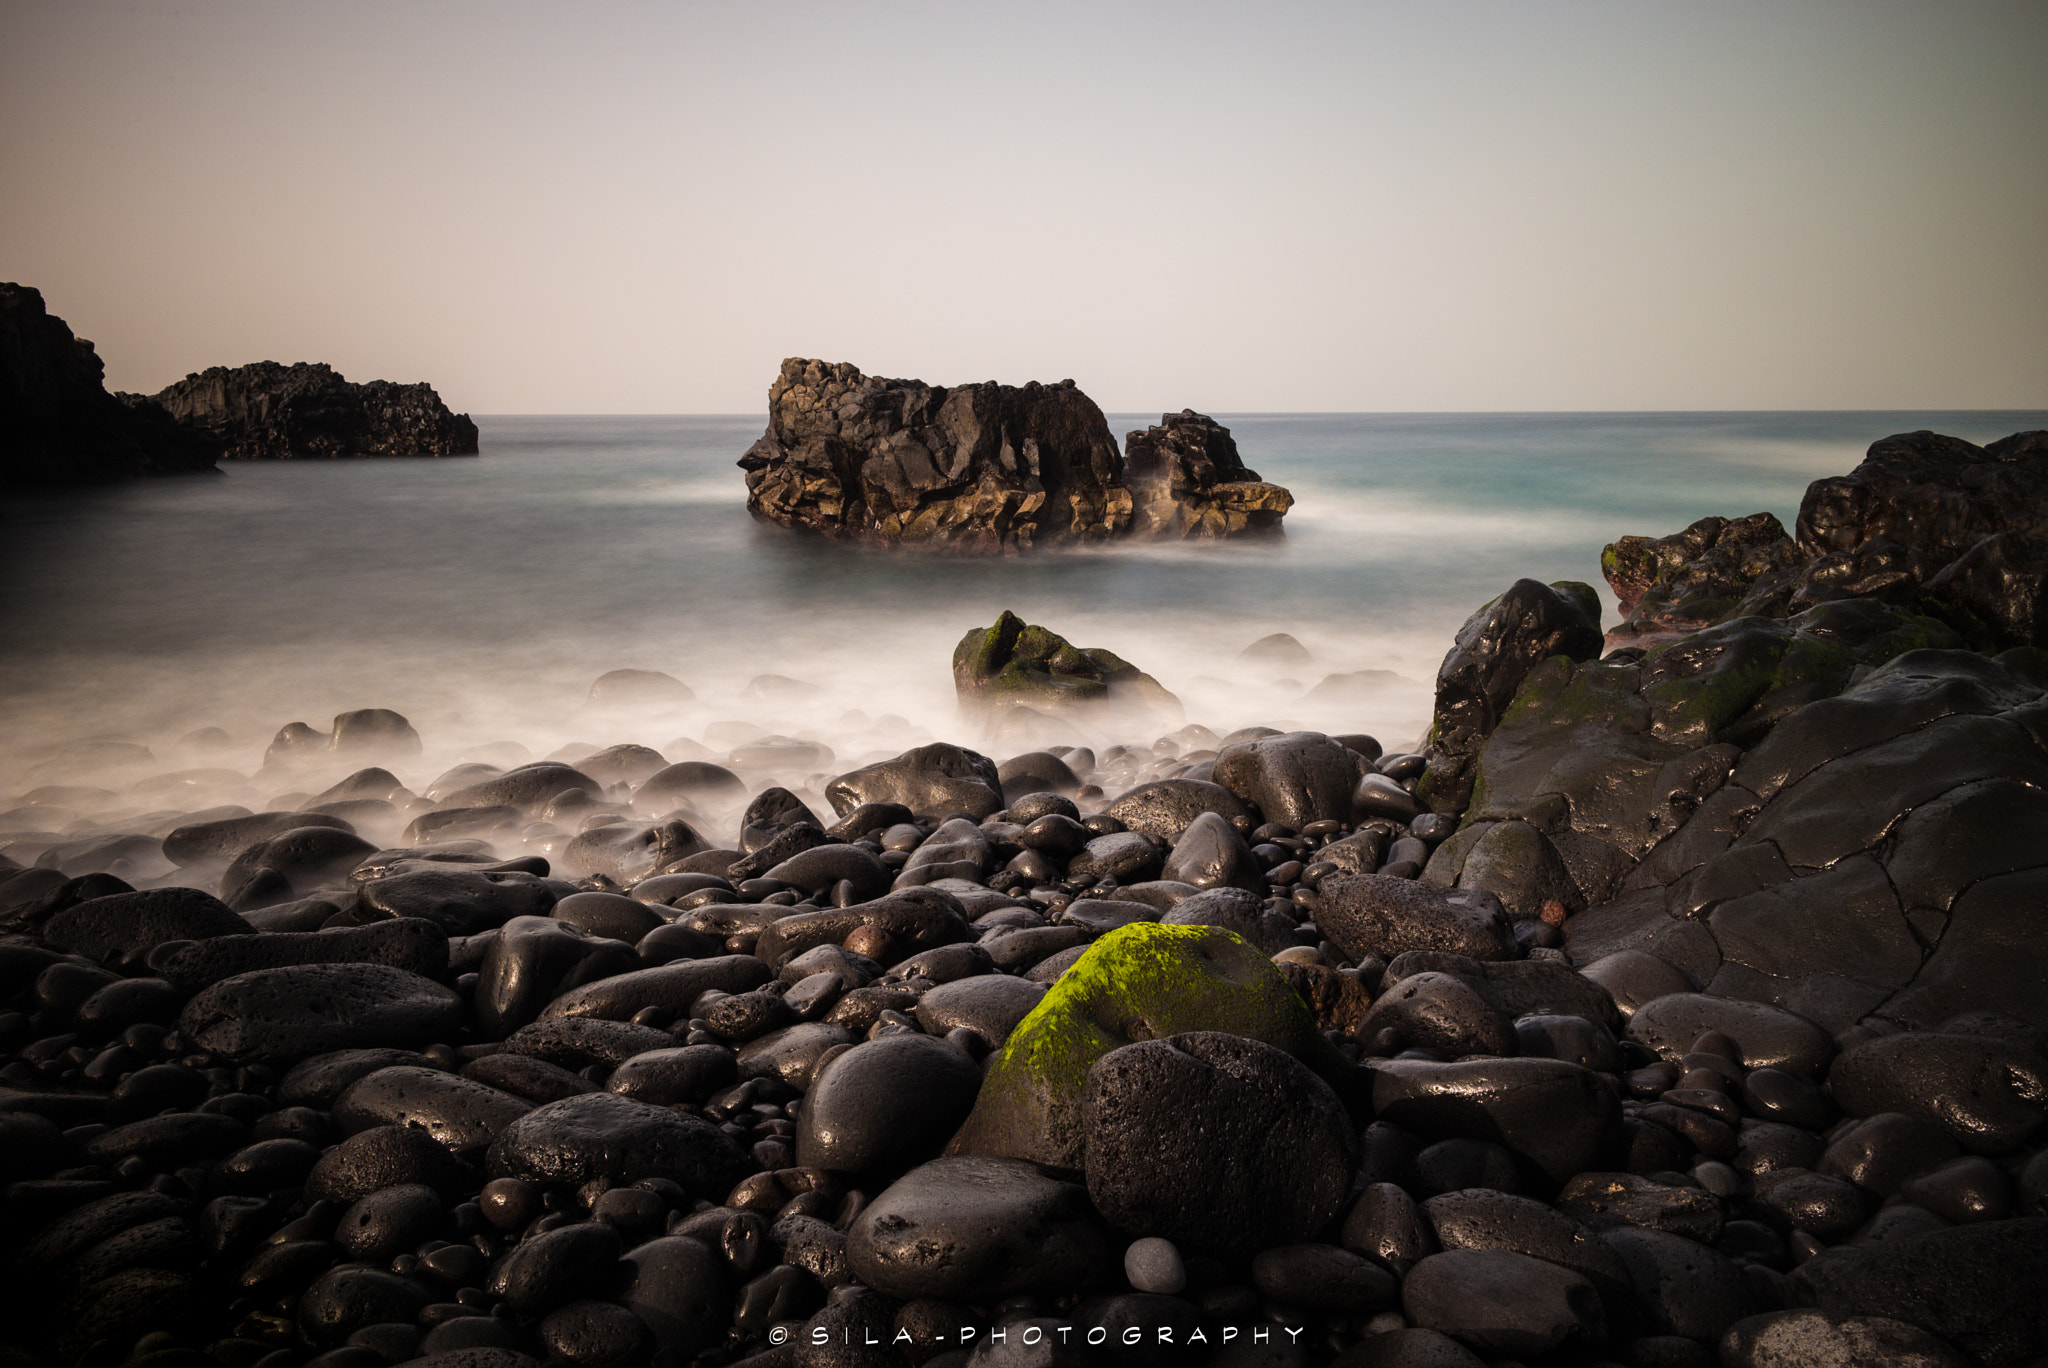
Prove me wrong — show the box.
[824,742,1004,821]
[147,361,477,459]
[1083,1032,1356,1255]
[1419,578,1605,810]
[952,611,1180,726]
[947,921,1345,1171]
[0,282,220,486]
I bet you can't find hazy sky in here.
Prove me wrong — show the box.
[4,1,2043,413]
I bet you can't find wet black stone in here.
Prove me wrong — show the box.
[765,844,892,902]
[1340,1181,1439,1275]
[486,1219,623,1317]
[462,1051,602,1103]
[1899,1156,2014,1224]
[84,1111,247,1168]
[617,1234,730,1355]
[1250,1242,1399,1312]
[845,1155,1116,1302]
[539,1300,653,1368]
[1719,1308,1971,1368]
[485,1091,751,1196]
[735,1021,857,1089]
[825,743,1004,822]
[705,989,797,1042]
[278,1048,437,1108]
[1421,1188,1633,1314]
[1157,886,1292,955]
[1066,831,1162,885]
[177,963,463,1066]
[1791,1217,2048,1368]
[43,888,253,970]
[1627,994,1835,1076]
[1558,1172,1722,1242]
[1103,780,1253,842]
[503,1016,677,1068]
[336,1184,445,1261]
[220,827,380,907]
[1817,1112,1962,1196]
[535,953,772,1021]
[797,1033,983,1175]
[333,1065,535,1157]
[1603,1225,1755,1342]
[214,1137,321,1194]
[298,1266,432,1345]
[154,918,451,990]
[305,1124,481,1204]
[1414,1138,1522,1196]
[602,1043,737,1106]
[1084,1032,1356,1257]
[1319,877,1516,963]
[1158,812,1266,896]
[913,975,1045,1047]
[357,870,558,934]
[1829,1032,2048,1155]
[1369,1056,1622,1186]
[1402,1248,1607,1357]
[74,977,186,1038]
[1357,971,1515,1058]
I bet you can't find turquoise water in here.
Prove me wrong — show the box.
[2,410,2043,779]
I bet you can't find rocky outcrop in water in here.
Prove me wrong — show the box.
[0,283,221,487]
[145,362,478,460]
[1123,409,1293,538]
[1604,429,2048,649]
[952,610,1182,738]
[738,358,1292,549]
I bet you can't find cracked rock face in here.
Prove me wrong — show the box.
[737,359,1291,550]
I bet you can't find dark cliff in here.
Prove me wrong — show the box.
[0,283,220,488]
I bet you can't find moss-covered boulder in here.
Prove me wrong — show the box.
[952,610,1181,726]
[946,921,1348,1172]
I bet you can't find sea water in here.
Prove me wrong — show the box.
[3,410,2043,796]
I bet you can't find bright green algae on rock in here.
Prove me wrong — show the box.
[947,921,1347,1172]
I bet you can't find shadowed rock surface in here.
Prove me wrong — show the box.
[1,282,221,486]
[145,361,478,460]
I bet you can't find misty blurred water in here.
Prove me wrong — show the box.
[3,409,2043,784]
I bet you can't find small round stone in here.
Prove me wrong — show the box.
[1125,1237,1186,1294]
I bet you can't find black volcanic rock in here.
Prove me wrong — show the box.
[1,283,220,486]
[1123,409,1292,538]
[1601,429,2048,650]
[737,358,1290,549]
[147,361,478,460]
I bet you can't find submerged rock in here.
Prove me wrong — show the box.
[952,610,1181,728]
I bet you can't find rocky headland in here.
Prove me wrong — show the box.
[738,360,1291,550]
[1,283,221,488]
[0,429,2044,1368]
[143,363,479,461]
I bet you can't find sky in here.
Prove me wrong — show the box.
[3,1,2044,414]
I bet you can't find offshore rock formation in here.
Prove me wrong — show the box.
[1123,409,1293,538]
[0,282,221,487]
[1604,429,2048,649]
[738,358,1291,550]
[145,361,479,460]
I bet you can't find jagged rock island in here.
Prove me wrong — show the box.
[0,282,221,487]
[738,358,1292,549]
[143,362,479,460]
[1,428,2046,1367]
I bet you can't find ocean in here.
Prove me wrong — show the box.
[4,410,2044,803]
